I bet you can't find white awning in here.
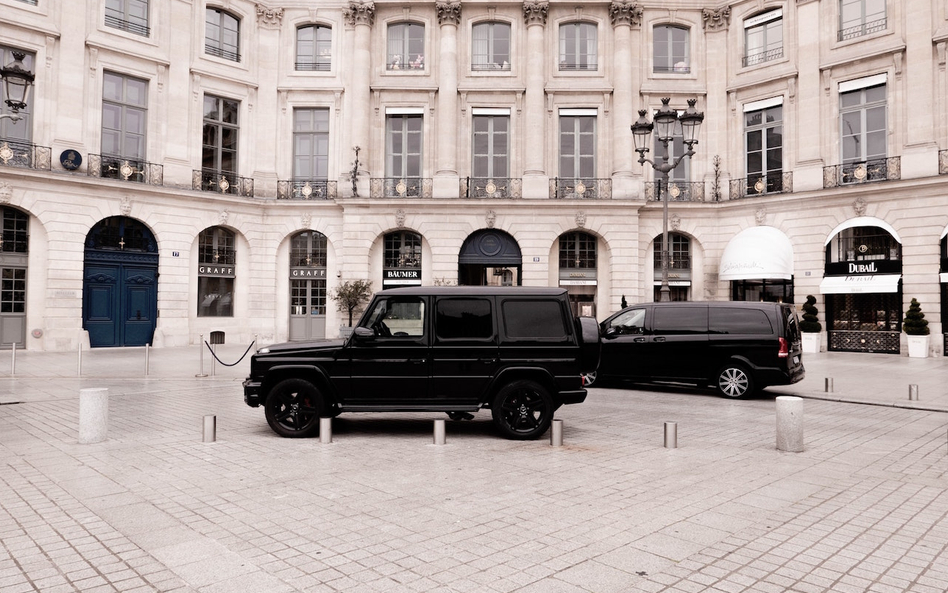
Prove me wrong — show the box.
[719,226,794,281]
[819,274,901,294]
[825,216,901,245]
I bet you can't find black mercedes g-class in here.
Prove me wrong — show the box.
[243,286,601,440]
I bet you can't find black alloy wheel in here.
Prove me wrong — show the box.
[264,378,323,438]
[491,380,554,440]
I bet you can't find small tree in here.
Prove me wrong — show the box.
[331,279,373,326]
[800,294,822,333]
[902,298,930,335]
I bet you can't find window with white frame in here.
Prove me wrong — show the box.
[744,101,783,193]
[387,23,425,70]
[296,25,331,71]
[840,82,886,164]
[102,72,147,160]
[205,8,240,61]
[838,0,886,41]
[105,0,149,36]
[744,10,782,66]
[559,114,596,179]
[385,115,423,178]
[293,108,329,180]
[472,113,509,178]
[0,47,35,142]
[559,22,597,71]
[202,95,239,175]
[653,25,689,73]
[472,22,510,71]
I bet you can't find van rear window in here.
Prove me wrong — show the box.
[502,300,568,339]
[709,308,773,334]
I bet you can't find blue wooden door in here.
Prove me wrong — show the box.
[83,263,157,347]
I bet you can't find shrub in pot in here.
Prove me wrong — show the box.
[903,298,930,358]
[800,295,822,353]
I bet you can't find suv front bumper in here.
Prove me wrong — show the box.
[243,379,262,407]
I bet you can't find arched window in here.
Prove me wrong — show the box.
[1,207,29,254]
[744,10,783,66]
[384,231,422,288]
[198,227,235,317]
[559,22,597,71]
[289,231,328,327]
[296,25,331,71]
[205,8,240,61]
[653,25,689,73]
[653,233,691,301]
[387,22,425,70]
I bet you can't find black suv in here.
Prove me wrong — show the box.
[243,287,601,440]
[588,301,804,398]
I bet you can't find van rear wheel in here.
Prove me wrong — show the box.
[716,365,754,399]
[492,380,553,440]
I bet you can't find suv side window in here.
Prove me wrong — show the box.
[605,308,646,334]
[709,308,774,334]
[502,299,569,340]
[436,298,493,341]
[362,297,425,337]
[652,306,708,335]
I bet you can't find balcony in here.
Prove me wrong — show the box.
[550,178,612,199]
[370,178,432,198]
[644,181,704,202]
[823,157,900,188]
[742,47,783,67]
[838,18,886,42]
[104,14,150,37]
[460,177,522,199]
[277,180,337,200]
[88,154,163,185]
[295,61,331,72]
[193,169,254,197]
[0,139,51,171]
[729,172,793,199]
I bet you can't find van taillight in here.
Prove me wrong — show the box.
[778,337,789,358]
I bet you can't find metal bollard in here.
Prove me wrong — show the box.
[210,342,216,377]
[10,342,15,377]
[202,415,216,443]
[433,419,446,445]
[320,417,332,444]
[77,341,82,377]
[909,384,919,401]
[550,419,563,446]
[79,388,109,444]
[664,421,678,449]
[195,334,207,377]
[825,377,834,393]
[776,396,804,452]
[144,343,150,376]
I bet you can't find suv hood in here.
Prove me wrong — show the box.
[256,338,347,356]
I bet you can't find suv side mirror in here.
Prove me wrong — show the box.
[353,326,375,341]
[603,326,620,338]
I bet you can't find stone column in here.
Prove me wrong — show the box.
[610,2,642,199]
[901,1,937,177]
[794,0,824,191]
[434,1,461,198]
[343,1,375,196]
[522,1,549,199]
[701,6,730,200]
[252,6,284,196]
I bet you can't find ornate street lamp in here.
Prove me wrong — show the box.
[632,98,704,302]
[1,52,35,122]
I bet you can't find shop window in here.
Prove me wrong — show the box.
[827,226,899,263]
[730,279,794,303]
[198,227,235,317]
[559,231,596,270]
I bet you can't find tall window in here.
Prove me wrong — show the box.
[293,108,329,180]
[654,25,689,73]
[289,231,327,318]
[745,104,783,193]
[0,47,35,142]
[198,227,235,317]
[296,25,331,71]
[744,10,782,66]
[841,83,886,164]
[102,72,147,160]
[472,115,508,178]
[472,22,510,70]
[202,95,239,175]
[205,8,240,62]
[385,115,423,178]
[559,23,597,71]
[559,232,596,270]
[387,23,425,70]
[105,0,149,36]
[653,233,691,302]
[559,115,595,178]
[839,0,886,41]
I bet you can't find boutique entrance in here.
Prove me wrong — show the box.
[458,229,522,286]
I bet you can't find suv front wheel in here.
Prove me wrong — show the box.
[491,380,554,440]
[264,378,324,438]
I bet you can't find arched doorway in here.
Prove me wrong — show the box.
[458,229,522,286]
[83,216,158,347]
[0,206,29,348]
[558,231,598,316]
[288,230,327,341]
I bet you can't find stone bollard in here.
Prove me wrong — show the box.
[909,384,919,401]
[79,387,109,444]
[776,396,804,452]
[433,419,446,445]
[550,419,563,446]
[320,417,333,444]
[664,421,678,449]
[825,378,833,393]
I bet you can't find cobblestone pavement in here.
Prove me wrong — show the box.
[0,346,945,592]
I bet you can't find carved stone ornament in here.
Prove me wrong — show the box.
[670,213,681,232]
[523,1,549,26]
[0,182,11,204]
[301,213,311,228]
[853,197,867,217]
[702,6,731,30]
[343,1,376,27]
[755,207,766,225]
[486,210,497,229]
[436,1,462,26]
[219,211,229,226]
[609,1,643,27]
[395,209,406,228]
[575,211,586,228]
[255,4,284,27]
[120,196,132,216]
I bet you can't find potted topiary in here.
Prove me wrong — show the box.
[903,298,930,358]
[799,295,822,354]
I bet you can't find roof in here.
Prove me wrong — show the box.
[378,286,568,297]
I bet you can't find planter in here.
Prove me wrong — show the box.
[801,332,821,354]
[906,334,930,358]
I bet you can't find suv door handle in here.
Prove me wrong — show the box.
[408,358,426,364]
[478,358,497,364]
[653,336,666,342]
[633,337,646,343]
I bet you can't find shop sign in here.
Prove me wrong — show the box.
[384,269,421,285]
[291,268,326,278]
[198,265,235,278]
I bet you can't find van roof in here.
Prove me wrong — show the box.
[630,301,791,309]
[379,286,568,297]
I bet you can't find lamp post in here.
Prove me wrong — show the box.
[0,52,35,123]
[631,97,704,302]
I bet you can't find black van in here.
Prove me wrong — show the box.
[588,301,804,398]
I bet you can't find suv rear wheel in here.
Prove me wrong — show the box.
[492,380,553,440]
[716,364,754,399]
[264,378,324,438]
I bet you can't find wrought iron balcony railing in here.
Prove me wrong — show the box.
[277,179,337,200]
[0,139,51,171]
[558,61,598,71]
[205,45,241,62]
[823,157,900,188]
[653,255,692,270]
[460,177,522,199]
[370,178,433,198]
[193,169,254,197]
[295,61,331,71]
[729,172,793,199]
[88,154,163,185]
[939,149,948,175]
[550,178,612,199]
[838,18,886,42]
[644,181,705,202]
[742,47,783,67]
[104,14,150,36]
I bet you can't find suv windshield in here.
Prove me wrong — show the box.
[362,297,425,337]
